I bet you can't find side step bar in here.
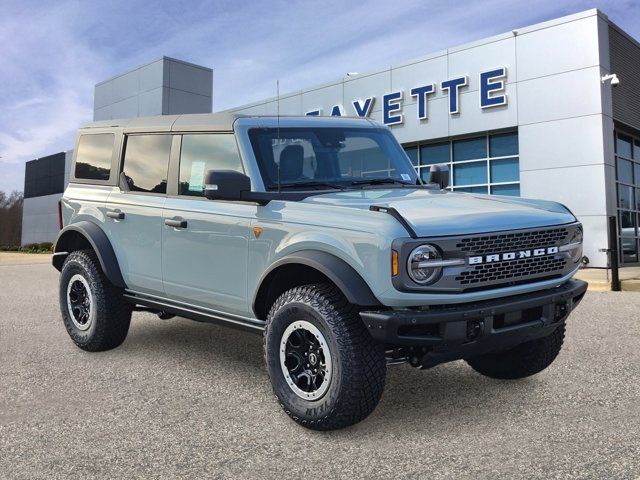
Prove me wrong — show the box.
[123,291,265,335]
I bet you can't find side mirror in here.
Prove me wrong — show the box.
[204,170,251,201]
[428,164,450,190]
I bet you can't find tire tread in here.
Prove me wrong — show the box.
[264,283,385,430]
[60,250,131,352]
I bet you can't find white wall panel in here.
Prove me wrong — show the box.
[517,67,603,125]
[391,97,450,143]
[519,115,607,171]
[449,85,517,136]
[520,164,608,216]
[516,16,600,81]
[577,215,610,267]
[448,37,517,92]
[344,70,390,114]
[391,55,448,100]
[301,84,343,115]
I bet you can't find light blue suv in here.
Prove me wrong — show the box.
[53,113,587,430]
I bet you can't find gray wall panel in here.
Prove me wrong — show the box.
[109,95,139,119]
[167,88,212,115]
[138,87,165,117]
[111,71,139,103]
[21,193,63,245]
[138,58,165,92]
[168,59,213,97]
[93,57,213,121]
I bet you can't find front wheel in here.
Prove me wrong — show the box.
[466,322,566,379]
[264,284,386,430]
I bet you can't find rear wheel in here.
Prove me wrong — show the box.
[59,250,132,352]
[264,283,386,430]
[466,323,566,379]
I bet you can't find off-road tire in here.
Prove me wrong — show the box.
[466,322,566,379]
[59,250,132,352]
[264,283,386,430]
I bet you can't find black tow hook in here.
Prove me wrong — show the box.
[466,319,484,342]
[554,302,568,322]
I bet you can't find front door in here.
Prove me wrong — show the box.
[162,133,254,317]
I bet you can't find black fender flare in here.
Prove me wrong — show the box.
[252,249,381,315]
[52,221,127,288]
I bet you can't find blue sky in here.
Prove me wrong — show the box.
[1,0,639,193]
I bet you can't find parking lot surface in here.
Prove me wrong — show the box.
[1,260,639,479]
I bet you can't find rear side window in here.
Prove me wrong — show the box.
[178,134,243,196]
[74,134,114,181]
[122,135,172,194]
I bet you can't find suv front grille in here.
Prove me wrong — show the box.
[456,227,569,255]
[448,225,578,291]
[456,256,567,285]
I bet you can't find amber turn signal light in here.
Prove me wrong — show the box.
[392,250,399,276]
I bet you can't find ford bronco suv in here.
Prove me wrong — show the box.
[53,113,587,430]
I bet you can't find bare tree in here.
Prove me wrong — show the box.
[0,191,24,246]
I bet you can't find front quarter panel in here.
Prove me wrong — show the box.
[247,201,404,307]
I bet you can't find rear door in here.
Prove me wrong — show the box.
[162,133,254,317]
[104,133,173,295]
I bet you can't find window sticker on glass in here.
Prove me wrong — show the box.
[188,161,206,192]
[401,173,411,181]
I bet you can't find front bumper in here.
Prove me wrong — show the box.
[360,279,587,368]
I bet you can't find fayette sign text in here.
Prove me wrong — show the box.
[306,67,508,126]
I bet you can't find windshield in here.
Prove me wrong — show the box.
[248,127,419,190]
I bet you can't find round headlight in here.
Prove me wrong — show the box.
[568,227,583,263]
[407,244,442,285]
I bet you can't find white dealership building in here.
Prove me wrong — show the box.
[21,9,640,268]
[226,9,640,268]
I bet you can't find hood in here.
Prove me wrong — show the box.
[301,188,576,237]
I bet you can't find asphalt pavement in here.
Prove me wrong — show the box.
[1,259,639,479]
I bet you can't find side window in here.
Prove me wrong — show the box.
[179,134,243,196]
[122,135,172,194]
[74,133,114,181]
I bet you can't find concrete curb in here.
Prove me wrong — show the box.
[622,279,640,292]
[573,268,640,292]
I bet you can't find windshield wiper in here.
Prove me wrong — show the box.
[350,178,414,186]
[267,181,346,190]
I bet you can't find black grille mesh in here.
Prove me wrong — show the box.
[456,256,567,285]
[456,227,569,255]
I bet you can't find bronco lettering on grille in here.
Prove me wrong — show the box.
[468,246,559,265]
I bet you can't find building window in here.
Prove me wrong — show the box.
[404,131,519,196]
[615,130,640,264]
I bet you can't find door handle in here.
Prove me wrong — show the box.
[165,218,188,229]
[107,210,125,220]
